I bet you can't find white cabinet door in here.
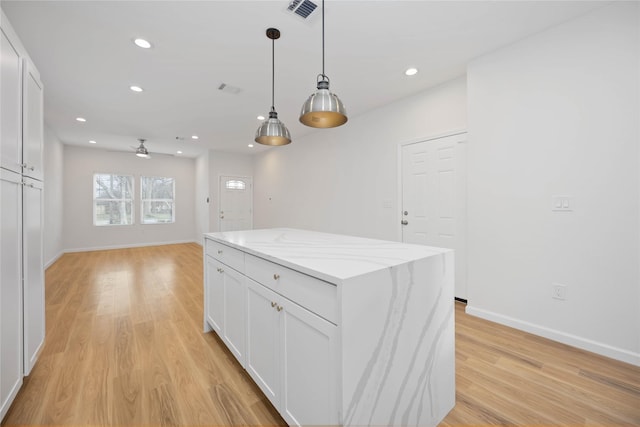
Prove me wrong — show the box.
[280,298,338,427]
[0,169,24,420]
[246,277,338,426]
[21,59,43,181]
[0,29,22,174]
[246,278,280,405]
[22,177,44,375]
[205,257,224,334]
[221,265,246,366]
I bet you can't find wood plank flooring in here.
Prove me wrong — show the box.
[3,243,639,426]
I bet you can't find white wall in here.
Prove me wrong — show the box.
[62,146,197,251]
[195,151,210,244]
[253,76,467,241]
[42,124,64,267]
[208,150,254,233]
[466,2,640,365]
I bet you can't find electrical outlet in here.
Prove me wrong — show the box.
[552,283,567,300]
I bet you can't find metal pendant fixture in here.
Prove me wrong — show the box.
[299,0,347,128]
[255,28,291,146]
[135,138,149,158]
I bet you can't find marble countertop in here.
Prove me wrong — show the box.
[205,228,450,283]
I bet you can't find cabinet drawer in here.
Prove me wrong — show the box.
[205,239,244,273]
[245,254,337,324]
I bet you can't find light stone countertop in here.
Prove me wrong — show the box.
[205,228,450,284]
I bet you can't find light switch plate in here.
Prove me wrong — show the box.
[552,195,573,212]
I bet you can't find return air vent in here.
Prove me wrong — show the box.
[286,0,318,20]
[217,83,242,95]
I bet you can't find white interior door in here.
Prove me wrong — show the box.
[219,175,253,232]
[401,133,468,299]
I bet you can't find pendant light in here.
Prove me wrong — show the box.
[135,138,149,158]
[255,28,291,146]
[299,0,347,128]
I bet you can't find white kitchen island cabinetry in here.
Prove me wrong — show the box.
[203,228,454,427]
[204,244,246,365]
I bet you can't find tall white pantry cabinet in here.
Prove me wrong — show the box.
[0,11,45,421]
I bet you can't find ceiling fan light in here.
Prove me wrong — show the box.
[135,139,149,157]
[255,110,291,146]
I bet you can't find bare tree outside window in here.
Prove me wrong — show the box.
[141,176,175,224]
[93,174,134,225]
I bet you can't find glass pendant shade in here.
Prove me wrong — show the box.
[255,27,291,146]
[299,77,347,128]
[255,109,291,146]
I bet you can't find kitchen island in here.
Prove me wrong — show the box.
[203,228,454,426]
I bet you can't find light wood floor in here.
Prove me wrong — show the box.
[3,243,639,426]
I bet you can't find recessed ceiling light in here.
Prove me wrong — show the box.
[257,115,265,121]
[134,38,152,49]
[191,135,199,140]
[405,67,418,76]
[76,117,86,122]
[89,140,97,144]
[248,144,254,148]
[130,85,143,92]
[176,150,183,154]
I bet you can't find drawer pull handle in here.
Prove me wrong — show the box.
[276,305,283,312]
[217,250,223,254]
[273,273,280,280]
[271,301,277,308]
[217,267,224,273]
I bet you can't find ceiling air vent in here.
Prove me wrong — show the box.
[286,0,318,20]
[217,83,242,95]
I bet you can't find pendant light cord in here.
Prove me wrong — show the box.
[271,37,275,111]
[322,0,325,79]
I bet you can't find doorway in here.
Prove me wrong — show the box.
[218,175,253,232]
[400,133,468,299]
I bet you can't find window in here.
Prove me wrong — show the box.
[141,176,175,224]
[93,174,134,226]
[225,179,246,190]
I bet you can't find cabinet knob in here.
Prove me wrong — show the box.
[29,166,35,171]
[217,250,223,254]
[276,305,283,312]
[216,267,224,273]
[401,220,408,225]
[20,163,27,168]
[271,301,277,308]
[273,273,280,280]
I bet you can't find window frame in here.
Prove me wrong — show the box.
[140,175,176,225]
[92,173,135,226]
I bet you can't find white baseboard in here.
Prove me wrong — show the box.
[465,305,640,367]
[63,239,199,254]
[45,251,64,269]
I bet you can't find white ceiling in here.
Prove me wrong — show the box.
[2,0,606,158]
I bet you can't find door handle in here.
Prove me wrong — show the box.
[401,220,408,225]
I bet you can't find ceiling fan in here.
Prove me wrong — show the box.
[134,138,150,158]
